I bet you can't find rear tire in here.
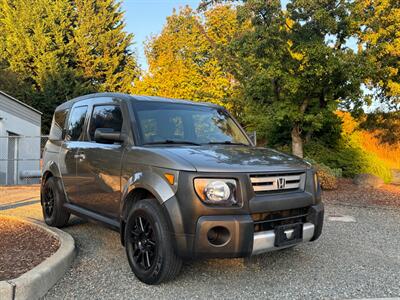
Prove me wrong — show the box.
[41,177,70,228]
[125,198,182,284]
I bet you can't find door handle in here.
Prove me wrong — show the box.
[74,153,86,160]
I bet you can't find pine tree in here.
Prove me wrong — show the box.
[0,0,75,88]
[73,0,139,92]
[0,0,139,132]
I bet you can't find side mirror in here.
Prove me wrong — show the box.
[62,128,67,140]
[247,131,257,146]
[94,128,124,144]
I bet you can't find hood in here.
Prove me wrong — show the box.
[147,145,310,173]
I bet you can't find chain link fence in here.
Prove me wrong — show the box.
[0,135,48,185]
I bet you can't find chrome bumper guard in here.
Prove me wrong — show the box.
[252,222,315,255]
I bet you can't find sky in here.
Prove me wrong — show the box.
[122,0,200,70]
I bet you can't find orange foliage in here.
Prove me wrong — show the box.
[359,131,400,169]
[335,111,358,135]
[337,110,400,170]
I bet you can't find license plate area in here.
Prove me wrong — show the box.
[274,223,303,247]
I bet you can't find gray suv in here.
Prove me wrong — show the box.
[41,93,324,284]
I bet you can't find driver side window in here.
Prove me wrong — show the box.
[88,105,123,141]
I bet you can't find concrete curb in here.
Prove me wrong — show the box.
[0,216,75,300]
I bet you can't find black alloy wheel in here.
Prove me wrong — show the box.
[43,184,55,218]
[130,215,157,271]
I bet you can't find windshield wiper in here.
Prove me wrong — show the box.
[205,141,249,146]
[143,139,201,146]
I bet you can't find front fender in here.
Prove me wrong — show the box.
[120,166,179,217]
[42,160,62,179]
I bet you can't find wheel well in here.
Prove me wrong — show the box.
[42,171,53,185]
[120,188,156,246]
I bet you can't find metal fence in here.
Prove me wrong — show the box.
[0,135,48,185]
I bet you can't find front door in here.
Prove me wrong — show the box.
[75,103,125,219]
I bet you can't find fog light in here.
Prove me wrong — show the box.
[207,226,230,246]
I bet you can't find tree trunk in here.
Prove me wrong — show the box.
[291,124,303,158]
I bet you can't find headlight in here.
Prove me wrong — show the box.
[205,181,231,201]
[194,178,238,206]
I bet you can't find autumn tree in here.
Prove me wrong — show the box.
[354,0,400,107]
[132,5,242,112]
[353,0,400,143]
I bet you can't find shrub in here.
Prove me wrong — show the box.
[304,140,364,178]
[303,129,394,183]
[316,167,338,190]
[264,111,394,183]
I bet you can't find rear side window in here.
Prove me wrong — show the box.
[88,105,123,141]
[67,106,88,141]
[49,109,69,140]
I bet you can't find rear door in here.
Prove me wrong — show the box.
[60,105,88,204]
[74,97,127,218]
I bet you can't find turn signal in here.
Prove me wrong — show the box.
[164,173,175,185]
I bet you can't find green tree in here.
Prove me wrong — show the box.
[132,5,241,112]
[0,0,84,130]
[217,0,365,157]
[1,0,74,88]
[0,0,138,132]
[74,0,139,92]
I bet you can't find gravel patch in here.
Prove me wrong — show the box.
[323,178,400,208]
[39,205,399,300]
[1,185,399,299]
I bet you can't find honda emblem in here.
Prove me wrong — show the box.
[277,177,286,189]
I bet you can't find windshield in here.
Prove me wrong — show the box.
[133,102,250,146]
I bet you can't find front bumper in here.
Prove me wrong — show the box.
[168,203,324,259]
[252,222,314,255]
[161,170,324,259]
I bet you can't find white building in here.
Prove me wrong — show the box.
[0,91,42,185]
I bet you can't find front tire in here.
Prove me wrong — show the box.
[41,177,70,228]
[125,198,182,284]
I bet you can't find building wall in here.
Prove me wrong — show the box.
[0,92,41,185]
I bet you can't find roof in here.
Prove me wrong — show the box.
[0,90,42,115]
[56,92,221,111]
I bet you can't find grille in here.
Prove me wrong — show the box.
[250,172,305,193]
[252,207,310,232]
